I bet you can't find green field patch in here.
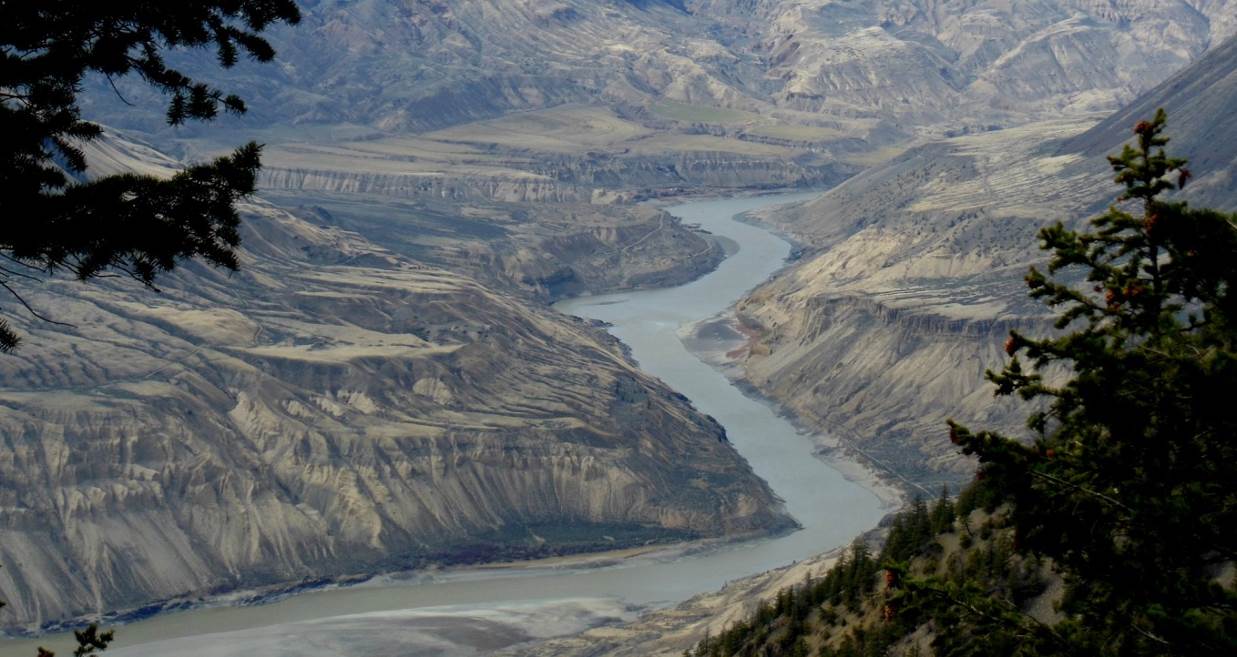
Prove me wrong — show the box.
[650,100,758,124]
[745,123,848,141]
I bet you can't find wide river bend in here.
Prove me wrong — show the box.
[7,192,887,657]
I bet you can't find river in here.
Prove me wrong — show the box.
[5,192,887,657]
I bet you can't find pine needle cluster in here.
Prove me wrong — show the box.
[0,1,301,350]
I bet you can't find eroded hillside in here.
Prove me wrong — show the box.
[727,35,1237,487]
[0,137,793,631]
[5,0,1235,638]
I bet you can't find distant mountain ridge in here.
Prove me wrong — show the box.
[70,1,1235,228]
[87,0,1233,156]
[1059,33,1237,206]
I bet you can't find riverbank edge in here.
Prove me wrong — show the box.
[3,521,802,642]
[683,307,908,511]
[683,201,922,506]
[494,524,895,657]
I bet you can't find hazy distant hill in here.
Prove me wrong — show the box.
[1059,33,1237,207]
[90,0,1235,133]
[74,0,1227,270]
[80,0,1234,202]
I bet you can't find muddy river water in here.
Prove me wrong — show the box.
[7,192,887,657]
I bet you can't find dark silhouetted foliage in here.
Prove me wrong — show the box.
[949,109,1237,656]
[0,0,301,351]
[1,2,300,653]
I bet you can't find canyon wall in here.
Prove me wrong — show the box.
[0,139,792,631]
[731,38,1237,488]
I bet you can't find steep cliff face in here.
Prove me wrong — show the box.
[730,38,1237,487]
[240,102,858,211]
[0,139,792,631]
[735,291,1038,484]
[260,190,728,301]
[258,167,603,204]
[726,121,1095,485]
[257,149,851,203]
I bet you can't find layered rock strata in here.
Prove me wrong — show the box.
[731,37,1237,487]
[0,139,792,631]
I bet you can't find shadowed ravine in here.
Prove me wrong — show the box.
[5,192,887,657]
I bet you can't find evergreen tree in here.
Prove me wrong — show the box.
[0,1,301,350]
[949,110,1237,655]
[929,485,956,535]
